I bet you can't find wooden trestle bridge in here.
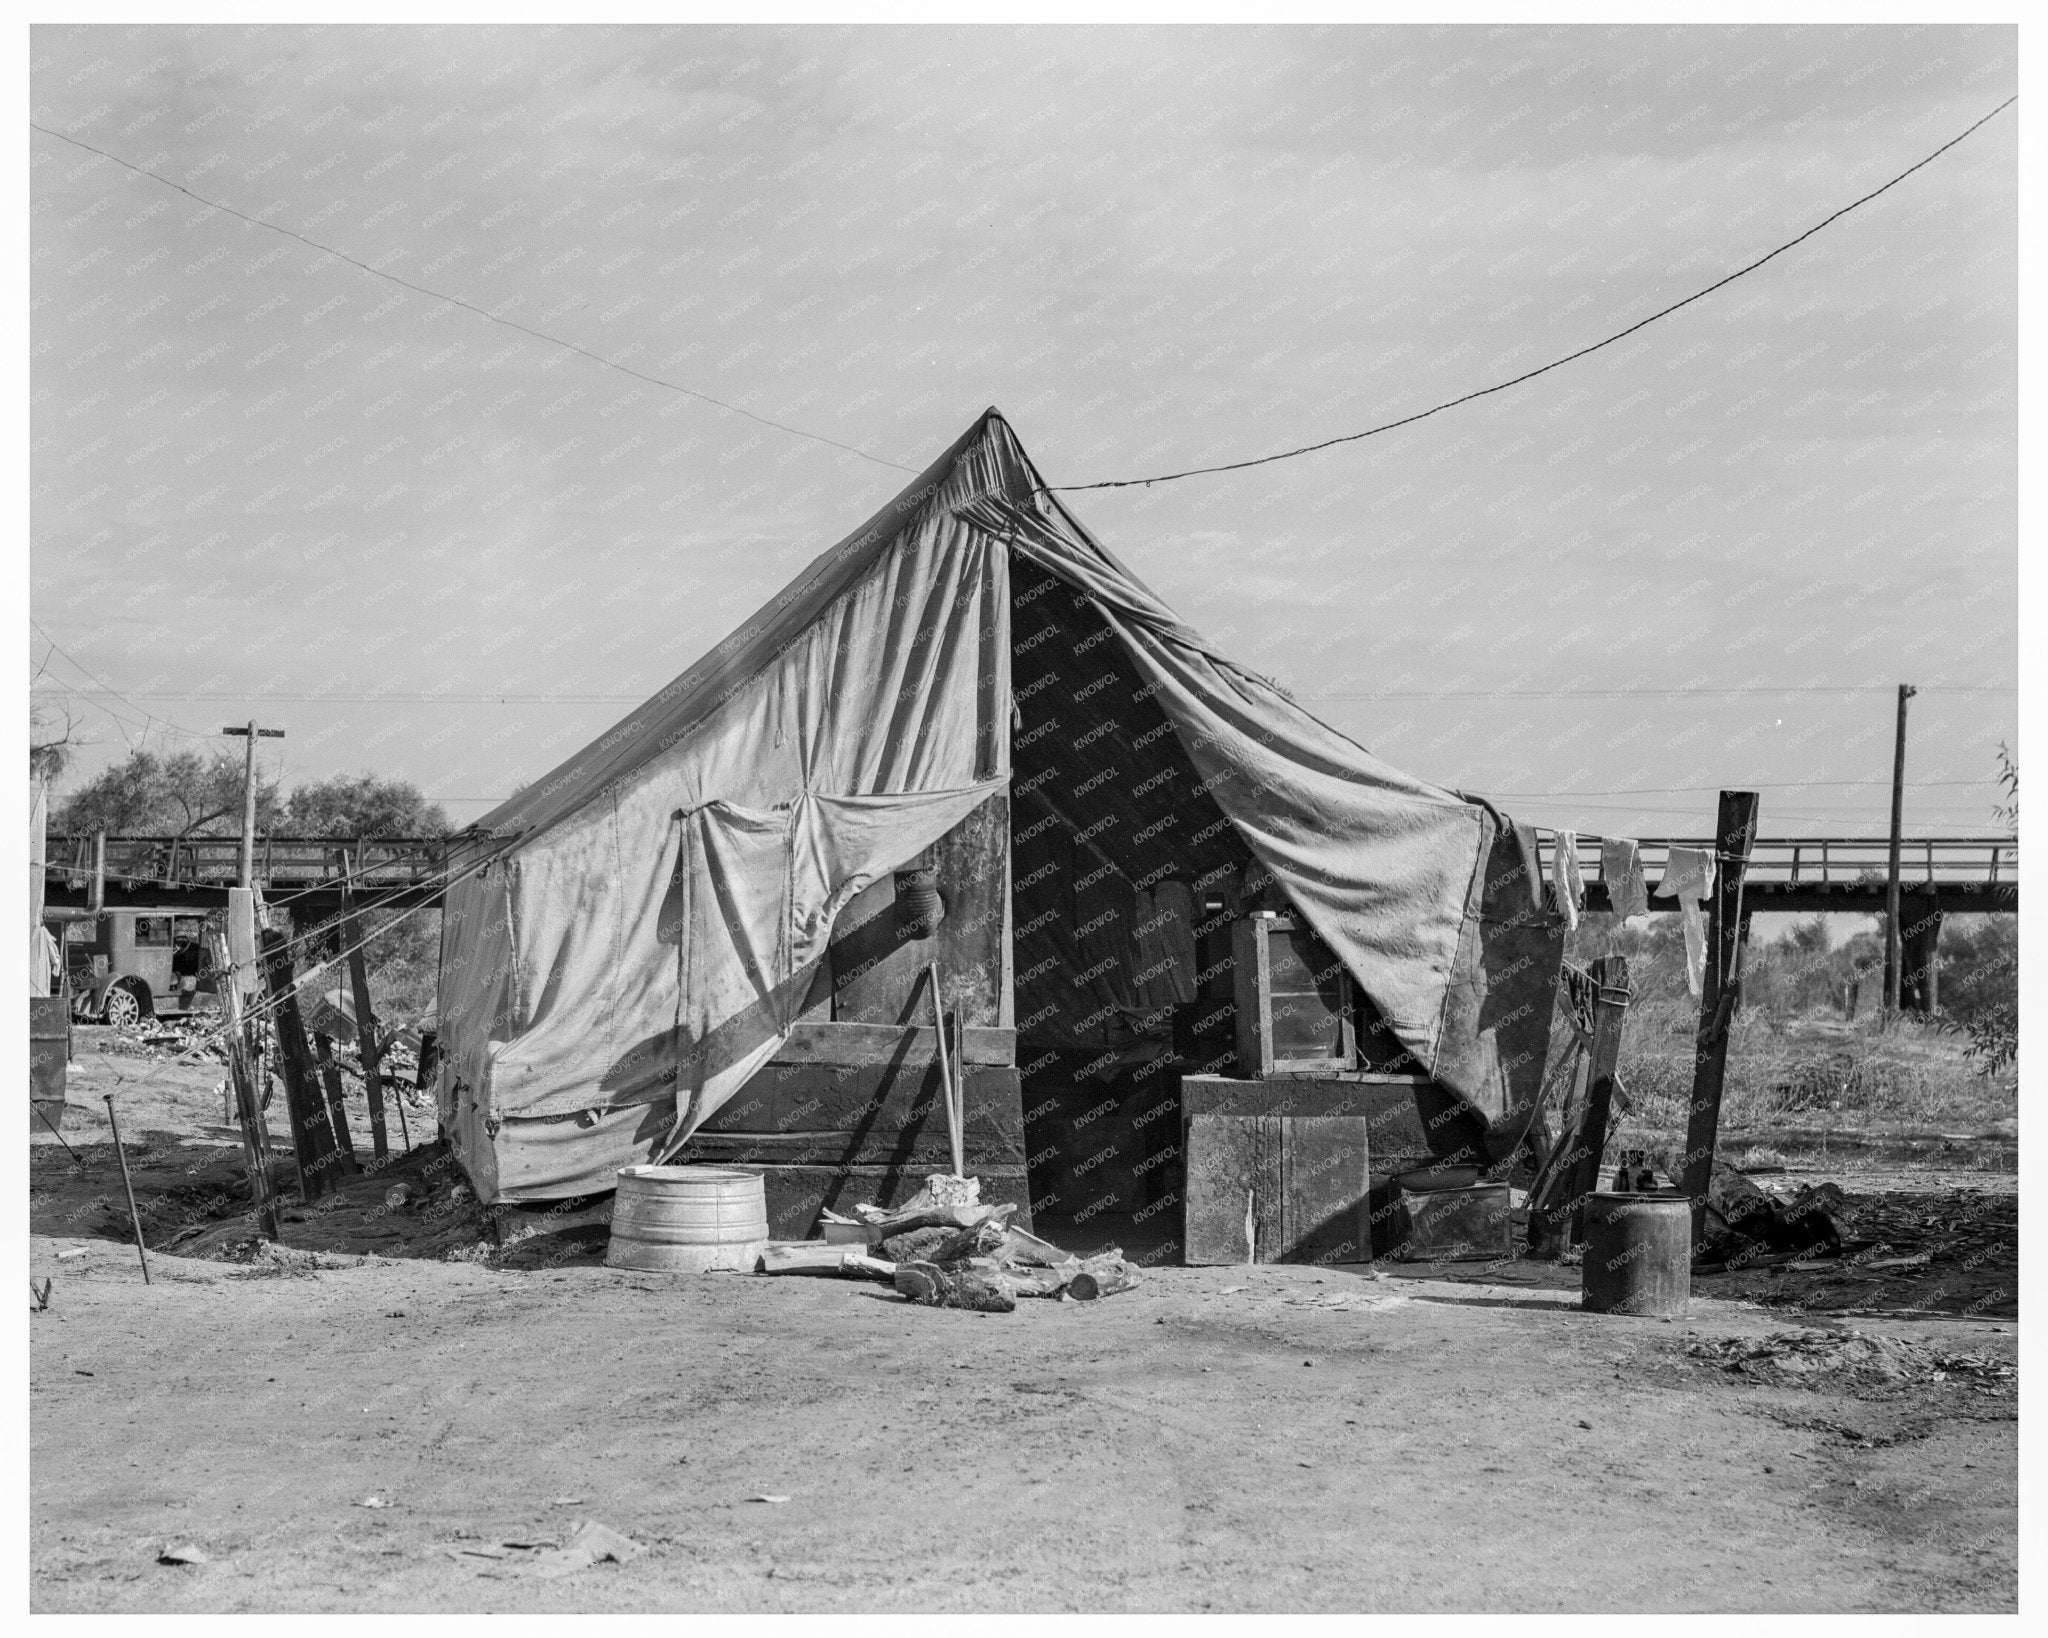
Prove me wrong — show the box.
[42,832,2018,923]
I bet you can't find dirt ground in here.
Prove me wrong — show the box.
[30,1030,2019,1613]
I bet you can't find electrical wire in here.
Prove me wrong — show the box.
[29,123,915,477]
[1303,684,2016,700]
[67,681,2020,706]
[1047,94,2017,492]
[29,621,209,742]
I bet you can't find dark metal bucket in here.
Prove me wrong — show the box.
[1581,1192,1691,1317]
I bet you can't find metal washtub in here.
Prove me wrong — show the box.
[604,1164,770,1273]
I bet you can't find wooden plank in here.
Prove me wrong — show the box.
[1564,954,1630,1247]
[341,871,390,1161]
[700,1061,1023,1142]
[687,1125,1024,1171]
[1281,1115,1371,1265]
[257,927,341,1202]
[311,1031,360,1173]
[1231,916,1272,1078]
[775,1020,1015,1067]
[1181,1072,1429,1120]
[1681,792,1760,1239]
[1184,1112,1279,1265]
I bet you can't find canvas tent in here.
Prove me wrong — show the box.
[436,409,1560,1208]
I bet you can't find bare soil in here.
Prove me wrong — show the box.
[30,1031,2017,1613]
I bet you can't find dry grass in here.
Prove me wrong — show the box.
[1616,997,2017,1136]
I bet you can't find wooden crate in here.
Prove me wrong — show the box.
[1230,913,1357,1078]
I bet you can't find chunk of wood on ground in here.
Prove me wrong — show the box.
[893,1260,1016,1312]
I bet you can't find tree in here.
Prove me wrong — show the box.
[52,747,281,838]
[29,700,87,783]
[285,773,451,838]
[281,775,450,1023]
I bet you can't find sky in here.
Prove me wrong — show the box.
[29,22,2018,849]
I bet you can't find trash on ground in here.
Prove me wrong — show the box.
[764,1189,1138,1310]
[1685,1329,2018,1390]
[749,1494,792,1505]
[31,1278,52,1312]
[528,1519,646,1579]
[158,1544,210,1566]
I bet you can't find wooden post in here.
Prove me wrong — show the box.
[1680,790,1761,1240]
[1566,954,1631,1247]
[342,865,390,1161]
[103,1094,152,1285]
[1884,685,1915,1016]
[312,1031,360,1173]
[220,722,284,889]
[258,926,341,1201]
[210,925,280,1239]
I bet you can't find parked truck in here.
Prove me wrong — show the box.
[59,908,221,1026]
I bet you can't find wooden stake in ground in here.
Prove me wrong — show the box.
[102,1094,151,1286]
[1680,790,1761,1240]
[342,861,390,1161]
[210,925,280,1239]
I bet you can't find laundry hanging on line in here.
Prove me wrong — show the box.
[1602,837,1649,922]
[1549,829,1584,932]
[1657,846,1717,997]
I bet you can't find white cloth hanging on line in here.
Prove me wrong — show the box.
[1658,846,1717,997]
[1602,837,1649,922]
[1549,829,1584,932]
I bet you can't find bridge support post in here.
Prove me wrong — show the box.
[1681,790,1760,1245]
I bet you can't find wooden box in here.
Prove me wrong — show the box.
[1182,1075,1378,1265]
[1394,1183,1512,1264]
[1231,913,1357,1078]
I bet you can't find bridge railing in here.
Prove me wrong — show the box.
[1541,834,2018,892]
[43,835,452,895]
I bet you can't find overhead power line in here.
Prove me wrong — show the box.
[1306,684,2017,701]
[1049,94,2017,492]
[29,123,915,476]
[1485,780,2000,795]
[30,620,207,743]
[59,681,2018,706]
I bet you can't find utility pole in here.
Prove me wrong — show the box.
[1883,685,1916,1017]
[221,722,285,888]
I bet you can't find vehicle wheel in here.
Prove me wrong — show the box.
[101,982,144,1028]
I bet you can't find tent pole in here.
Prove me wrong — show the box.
[928,962,964,1178]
